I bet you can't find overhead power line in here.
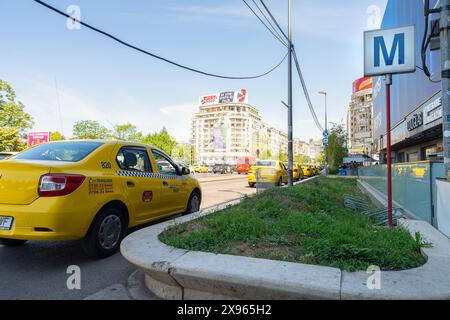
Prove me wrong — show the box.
[259,0,288,41]
[34,0,287,80]
[242,0,287,47]
[254,0,323,133]
[292,47,324,133]
[249,0,287,47]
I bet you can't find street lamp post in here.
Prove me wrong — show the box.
[319,91,328,175]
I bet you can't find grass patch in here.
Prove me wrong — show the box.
[160,177,427,272]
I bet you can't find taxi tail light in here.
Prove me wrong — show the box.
[38,174,85,197]
[293,169,298,173]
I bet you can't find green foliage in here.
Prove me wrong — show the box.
[294,155,311,164]
[140,128,177,156]
[0,80,34,151]
[278,152,288,162]
[161,177,427,272]
[50,131,64,141]
[327,122,348,168]
[111,123,142,141]
[172,143,193,164]
[0,127,26,152]
[73,120,110,139]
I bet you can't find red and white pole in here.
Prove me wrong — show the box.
[385,74,393,227]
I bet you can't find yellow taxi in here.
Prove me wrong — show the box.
[0,140,201,258]
[301,164,314,177]
[192,165,208,174]
[284,162,304,182]
[248,160,288,187]
[312,166,321,176]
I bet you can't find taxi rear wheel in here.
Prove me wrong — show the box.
[82,206,126,259]
[0,239,28,246]
[278,177,283,187]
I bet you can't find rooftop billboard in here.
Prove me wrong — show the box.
[199,89,248,106]
[353,77,373,94]
[372,0,441,139]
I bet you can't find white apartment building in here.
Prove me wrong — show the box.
[347,77,373,155]
[293,139,310,158]
[191,90,288,165]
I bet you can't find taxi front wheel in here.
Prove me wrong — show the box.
[0,239,28,246]
[82,206,127,259]
[185,191,201,214]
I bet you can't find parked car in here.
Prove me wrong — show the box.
[212,164,232,174]
[0,140,202,258]
[284,162,304,182]
[192,164,208,173]
[248,160,288,188]
[301,164,313,177]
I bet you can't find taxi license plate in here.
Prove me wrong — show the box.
[0,216,13,231]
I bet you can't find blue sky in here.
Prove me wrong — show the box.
[0,0,387,143]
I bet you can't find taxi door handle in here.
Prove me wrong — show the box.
[162,181,169,187]
[127,180,135,188]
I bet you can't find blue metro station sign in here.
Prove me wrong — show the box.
[364,25,416,77]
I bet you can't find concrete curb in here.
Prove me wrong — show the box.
[121,179,450,300]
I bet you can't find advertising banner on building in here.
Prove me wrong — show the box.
[199,89,248,106]
[213,122,227,151]
[27,132,50,147]
[352,77,373,94]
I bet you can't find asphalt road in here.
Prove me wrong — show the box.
[0,174,251,300]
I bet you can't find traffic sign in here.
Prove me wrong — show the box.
[323,138,329,146]
[364,25,416,77]
[323,130,329,138]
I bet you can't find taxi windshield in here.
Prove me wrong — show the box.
[13,141,104,162]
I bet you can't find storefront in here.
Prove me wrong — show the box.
[372,0,443,164]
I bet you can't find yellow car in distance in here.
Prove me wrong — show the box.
[0,140,201,258]
[301,164,314,177]
[192,165,209,174]
[248,160,288,187]
[284,162,304,182]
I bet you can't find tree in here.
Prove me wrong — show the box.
[0,128,26,152]
[278,151,288,162]
[73,120,110,139]
[294,155,311,164]
[0,80,34,151]
[140,128,177,156]
[111,123,142,141]
[327,122,348,170]
[51,131,64,141]
[172,143,192,164]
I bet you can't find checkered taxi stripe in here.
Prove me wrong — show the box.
[117,171,179,180]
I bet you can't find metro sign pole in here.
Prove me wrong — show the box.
[364,26,416,227]
[385,74,393,226]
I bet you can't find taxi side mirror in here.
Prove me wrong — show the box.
[181,167,190,175]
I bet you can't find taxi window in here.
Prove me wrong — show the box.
[13,141,103,162]
[116,148,152,172]
[254,161,276,167]
[151,150,179,175]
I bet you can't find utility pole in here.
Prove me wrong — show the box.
[287,0,294,187]
[441,0,450,179]
[319,91,328,175]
